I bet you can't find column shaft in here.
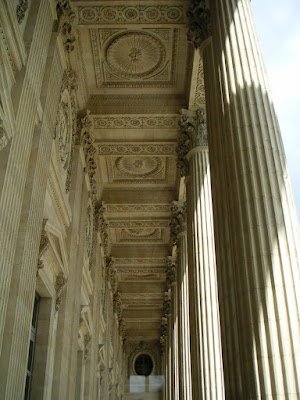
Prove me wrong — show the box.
[177,231,192,400]
[186,147,225,400]
[206,0,300,397]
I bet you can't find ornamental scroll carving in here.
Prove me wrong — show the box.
[55,273,68,311]
[76,111,97,197]
[186,0,211,49]
[57,1,76,52]
[54,69,77,192]
[176,108,208,176]
[170,201,187,246]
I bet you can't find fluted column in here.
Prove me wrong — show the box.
[188,1,300,398]
[170,201,192,400]
[177,109,225,399]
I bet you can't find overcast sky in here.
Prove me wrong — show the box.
[251,0,300,221]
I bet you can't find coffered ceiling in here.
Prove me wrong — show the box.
[72,0,203,343]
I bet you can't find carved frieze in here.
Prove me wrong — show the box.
[98,143,176,156]
[78,4,187,25]
[186,0,211,49]
[106,204,171,213]
[170,201,187,245]
[114,258,166,265]
[176,108,208,176]
[110,220,170,229]
[94,115,179,130]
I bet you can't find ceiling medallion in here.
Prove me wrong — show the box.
[115,156,162,178]
[105,32,166,79]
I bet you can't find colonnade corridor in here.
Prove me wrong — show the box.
[0,0,299,399]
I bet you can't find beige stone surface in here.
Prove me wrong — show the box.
[0,0,299,399]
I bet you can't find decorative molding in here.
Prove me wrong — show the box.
[116,268,165,275]
[170,201,186,245]
[90,27,178,88]
[194,57,206,106]
[85,204,94,270]
[114,258,166,265]
[176,108,208,176]
[121,293,164,300]
[94,115,179,130]
[98,143,176,156]
[110,220,170,229]
[16,0,29,24]
[54,69,77,192]
[186,0,211,49]
[57,0,76,52]
[106,204,171,213]
[76,111,97,196]
[106,257,117,293]
[95,203,110,256]
[78,4,187,25]
[88,94,187,114]
[55,273,68,311]
[166,258,177,288]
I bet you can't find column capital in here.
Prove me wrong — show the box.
[187,0,211,49]
[176,109,208,176]
[166,257,177,288]
[170,201,187,245]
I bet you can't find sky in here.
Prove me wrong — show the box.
[251,0,300,221]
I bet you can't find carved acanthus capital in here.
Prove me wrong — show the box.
[106,257,117,293]
[113,292,122,319]
[55,273,68,311]
[187,0,211,49]
[163,290,171,316]
[57,1,76,52]
[160,316,168,348]
[95,203,109,256]
[176,108,208,176]
[170,201,187,245]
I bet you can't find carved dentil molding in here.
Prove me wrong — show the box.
[170,201,187,245]
[176,108,208,176]
[186,0,211,49]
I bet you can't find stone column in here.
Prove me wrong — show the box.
[170,201,192,400]
[177,109,225,400]
[188,1,300,398]
[166,258,179,400]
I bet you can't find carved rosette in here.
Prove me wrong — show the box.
[170,201,187,245]
[54,69,77,192]
[55,273,68,311]
[95,203,110,256]
[186,0,211,49]
[77,111,98,197]
[57,0,76,52]
[176,108,208,176]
